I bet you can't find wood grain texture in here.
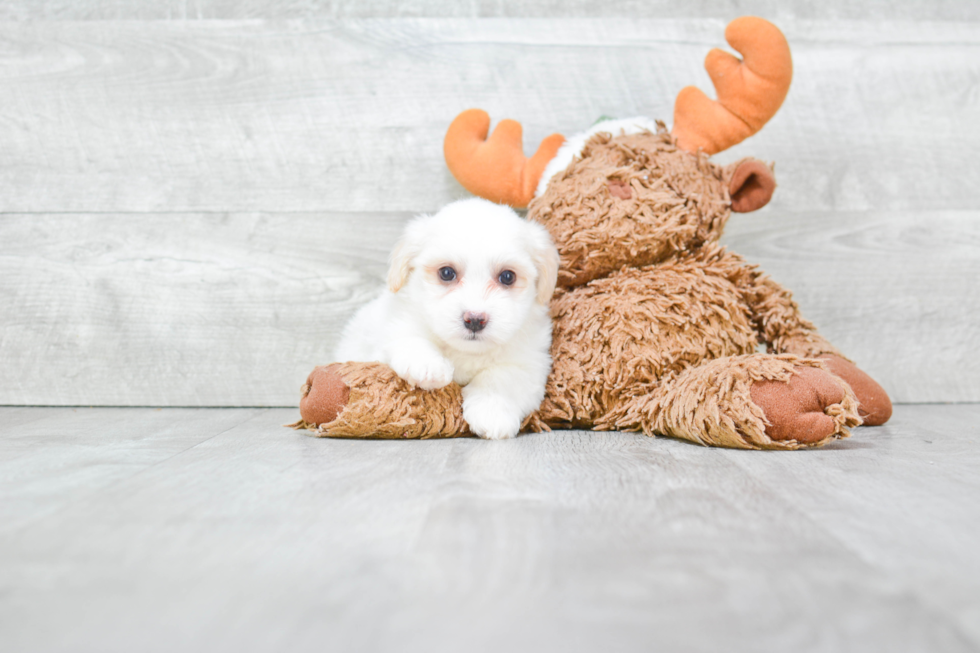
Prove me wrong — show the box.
[0,407,263,534]
[1,1,976,20]
[1,18,977,406]
[2,209,976,406]
[0,211,408,406]
[719,403,980,649]
[0,405,978,652]
[0,20,976,214]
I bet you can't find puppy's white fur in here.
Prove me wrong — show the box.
[334,198,559,440]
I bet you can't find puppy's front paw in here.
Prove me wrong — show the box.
[463,395,522,440]
[390,353,454,390]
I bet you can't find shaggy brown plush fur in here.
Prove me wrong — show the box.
[291,362,467,439]
[291,362,550,439]
[531,127,731,288]
[295,124,889,449]
[609,354,859,450]
[539,246,761,428]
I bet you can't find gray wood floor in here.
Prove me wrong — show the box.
[2,404,978,652]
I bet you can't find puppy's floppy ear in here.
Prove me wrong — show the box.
[387,214,431,293]
[386,238,414,293]
[527,223,560,305]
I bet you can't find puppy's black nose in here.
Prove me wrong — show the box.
[462,311,488,333]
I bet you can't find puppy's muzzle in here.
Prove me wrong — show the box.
[462,311,488,333]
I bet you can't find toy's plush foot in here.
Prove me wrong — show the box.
[750,365,860,445]
[608,354,861,450]
[298,364,351,426]
[818,354,893,425]
[290,362,469,439]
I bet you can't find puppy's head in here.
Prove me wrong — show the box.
[388,198,559,353]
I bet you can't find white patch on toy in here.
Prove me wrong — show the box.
[535,116,661,198]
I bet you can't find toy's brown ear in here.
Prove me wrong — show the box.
[444,109,565,208]
[728,158,776,212]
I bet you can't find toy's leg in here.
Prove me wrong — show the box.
[290,362,469,439]
[732,256,892,426]
[606,354,861,450]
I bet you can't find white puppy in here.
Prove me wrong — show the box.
[334,198,559,440]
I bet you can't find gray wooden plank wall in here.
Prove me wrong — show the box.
[1,1,977,20]
[0,11,978,406]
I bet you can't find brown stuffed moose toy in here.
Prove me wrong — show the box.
[293,16,892,450]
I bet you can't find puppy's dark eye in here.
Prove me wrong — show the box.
[498,270,516,286]
[438,266,457,282]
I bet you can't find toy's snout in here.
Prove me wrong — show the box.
[607,179,632,200]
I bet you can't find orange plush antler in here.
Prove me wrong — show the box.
[444,109,565,208]
[672,17,792,155]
